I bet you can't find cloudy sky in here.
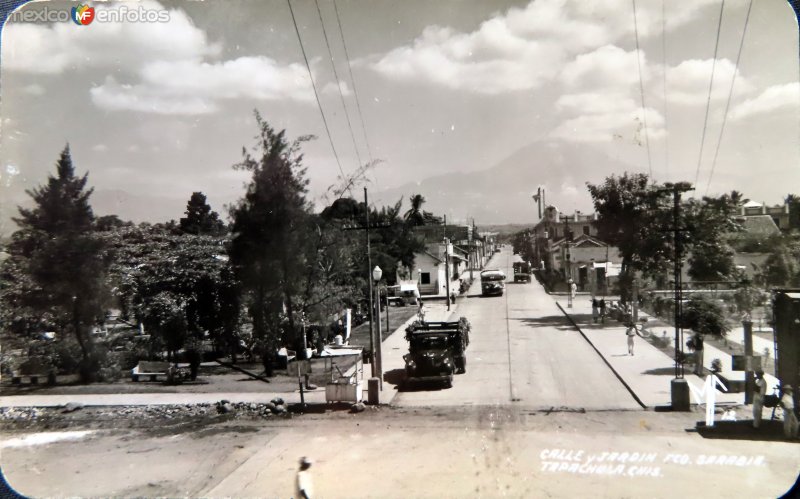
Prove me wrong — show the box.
[1,0,798,232]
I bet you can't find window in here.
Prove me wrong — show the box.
[583,226,590,236]
[420,272,431,285]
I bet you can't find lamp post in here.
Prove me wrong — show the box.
[372,265,383,389]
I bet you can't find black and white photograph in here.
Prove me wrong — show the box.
[0,0,799,497]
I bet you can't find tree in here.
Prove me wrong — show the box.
[8,145,109,381]
[101,223,240,361]
[681,295,729,337]
[179,192,225,235]
[684,194,742,282]
[404,194,426,226]
[586,173,671,299]
[228,112,313,371]
[786,194,800,231]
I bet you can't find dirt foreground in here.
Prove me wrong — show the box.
[1,404,799,498]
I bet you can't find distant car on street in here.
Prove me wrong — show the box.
[480,269,506,296]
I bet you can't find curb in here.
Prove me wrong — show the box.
[556,302,648,410]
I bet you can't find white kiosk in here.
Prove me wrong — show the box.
[319,346,365,403]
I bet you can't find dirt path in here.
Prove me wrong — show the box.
[2,406,798,498]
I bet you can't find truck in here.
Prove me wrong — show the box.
[480,269,506,296]
[513,261,532,283]
[403,318,471,388]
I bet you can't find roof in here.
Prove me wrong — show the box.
[737,215,780,236]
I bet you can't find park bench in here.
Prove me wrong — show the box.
[11,357,51,386]
[131,361,171,382]
[11,373,48,385]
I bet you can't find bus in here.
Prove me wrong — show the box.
[480,270,506,296]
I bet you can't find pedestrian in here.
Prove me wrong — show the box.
[295,456,314,499]
[781,385,799,439]
[626,323,636,355]
[753,369,767,429]
[689,333,705,376]
[591,297,599,323]
[599,298,606,323]
[417,299,426,323]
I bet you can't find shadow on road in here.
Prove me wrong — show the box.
[689,420,798,443]
[384,368,405,387]
[641,367,677,376]
[515,316,574,331]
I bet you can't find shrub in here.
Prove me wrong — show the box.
[681,295,729,337]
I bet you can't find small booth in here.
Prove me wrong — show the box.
[319,345,365,403]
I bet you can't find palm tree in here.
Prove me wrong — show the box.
[404,194,426,226]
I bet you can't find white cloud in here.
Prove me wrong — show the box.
[91,144,108,152]
[322,80,352,97]
[729,82,799,120]
[21,84,45,96]
[3,1,219,74]
[550,106,665,143]
[371,24,564,94]
[90,57,314,115]
[560,45,646,89]
[555,92,637,115]
[368,0,724,94]
[666,59,753,105]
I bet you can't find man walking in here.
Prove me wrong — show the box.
[753,369,767,429]
[295,457,314,498]
[781,385,798,439]
[626,323,636,356]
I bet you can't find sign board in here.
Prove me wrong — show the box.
[288,359,312,377]
[731,355,762,372]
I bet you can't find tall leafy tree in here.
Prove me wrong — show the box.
[102,223,239,360]
[786,193,800,231]
[228,113,313,367]
[684,193,742,282]
[179,191,225,235]
[586,173,671,298]
[8,145,109,380]
[404,194,426,226]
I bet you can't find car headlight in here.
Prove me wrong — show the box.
[406,360,416,370]
[443,358,452,366]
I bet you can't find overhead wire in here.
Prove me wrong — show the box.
[332,0,378,190]
[632,0,653,179]
[661,0,669,183]
[693,0,727,191]
[333,0,373,164]
[704,0,753,196]
[286,0,347,181]
[313,0,363,171]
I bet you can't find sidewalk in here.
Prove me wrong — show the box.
[555,297,742,409]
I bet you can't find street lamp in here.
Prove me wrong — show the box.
[372,266,383,389]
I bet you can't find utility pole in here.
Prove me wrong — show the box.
[365,188,374,378]
[656,182,694,411]
[340,187,392,378]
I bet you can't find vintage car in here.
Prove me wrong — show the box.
[403,319,470,387]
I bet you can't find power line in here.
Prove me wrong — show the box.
[694,0,726,190]
[313,0,363,171]
[632,0,653,179]
[661,0,669,182]
[705,0,753,196]
[286,0,346,181]
[333,0,374,165]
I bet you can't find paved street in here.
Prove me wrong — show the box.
[389,248,640,410]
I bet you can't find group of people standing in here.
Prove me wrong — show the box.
[590,297,607,323]
[752,370,799,439]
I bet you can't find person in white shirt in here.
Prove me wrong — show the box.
[781,385,798,439]
[625,323,636,356]
[752,369,767,429]
[295,456,314,499]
